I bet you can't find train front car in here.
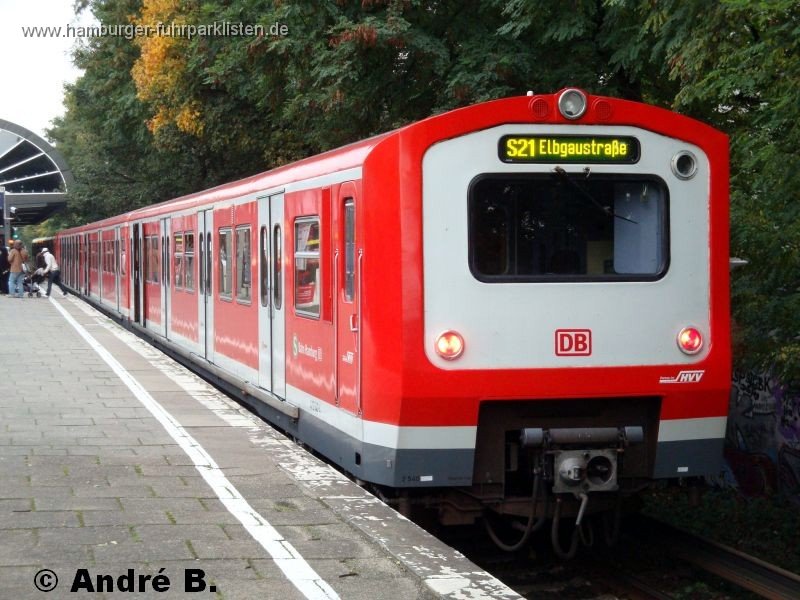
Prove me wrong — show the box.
[362,89,730,542]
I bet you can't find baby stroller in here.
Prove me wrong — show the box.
[23,267,46,298]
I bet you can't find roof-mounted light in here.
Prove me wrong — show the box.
[558,89,587,120]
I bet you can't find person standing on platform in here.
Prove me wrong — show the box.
[41,248,68,297]
[0,246,9,294]
[8,240,29,298]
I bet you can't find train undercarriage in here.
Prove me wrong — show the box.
[378,397,672,558]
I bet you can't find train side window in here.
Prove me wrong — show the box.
[273,224,282,310]
[146,235,160,283]
[260,226,268,307]
[206,232,212,297]
[153,236,160,283]
[344,200,355,302]
[174,232,184,289]
[142,238,148,281]
[236,226,251,303]
[218,228,233,299]
[184,232,195,292]
[294,217,320,318]
[199,235,205,294]
[143,238,149,281]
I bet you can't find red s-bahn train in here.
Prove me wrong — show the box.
[55,89,730,553]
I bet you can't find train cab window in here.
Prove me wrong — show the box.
[469,174,667,281]
[236,226,252,303]
[184,232,195,291]
[294,218,320,318]
[218,228,233,299]
[174,232,184,289]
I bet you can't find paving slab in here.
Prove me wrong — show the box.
[0,294,520,599]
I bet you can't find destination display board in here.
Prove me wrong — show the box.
[499,135,640,164]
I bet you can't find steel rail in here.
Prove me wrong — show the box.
[634,516,800,600]
[592,568,676,600]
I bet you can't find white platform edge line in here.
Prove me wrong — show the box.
[70,298,522,600]
[50,297,340,600]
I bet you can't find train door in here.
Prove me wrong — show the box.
[198,209,214,361]
[71,238,76,288]
[113,227,122,312]
[257,193,286,398]
[98,231,104,301]
[83,233,90,295]
[336,183,360,414]
[160,217,171,338]
[132,223,143,326]
[114,226,121,312]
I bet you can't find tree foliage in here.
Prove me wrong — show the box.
[49,0,799,382]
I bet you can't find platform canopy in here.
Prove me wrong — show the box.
[0,119,73,225]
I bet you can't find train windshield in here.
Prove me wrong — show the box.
[469,173,668,281]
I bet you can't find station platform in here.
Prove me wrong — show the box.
[0,293,519,599]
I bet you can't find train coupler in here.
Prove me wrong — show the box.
[519,425,644,495]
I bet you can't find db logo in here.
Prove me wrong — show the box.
[555,329,592,356]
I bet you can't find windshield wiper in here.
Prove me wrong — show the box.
[552,166,638,225]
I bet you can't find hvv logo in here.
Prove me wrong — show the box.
[659,370,705,384]
[555,329,592,356]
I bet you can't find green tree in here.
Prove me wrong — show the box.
[51,0,798,383]
[494,0,799,382]
[637,0,800,382]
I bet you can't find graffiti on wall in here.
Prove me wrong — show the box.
[720,369,800,503]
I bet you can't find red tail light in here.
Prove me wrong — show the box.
[435,331,464,360]
[677,327,703,355]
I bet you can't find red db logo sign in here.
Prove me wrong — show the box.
[555,329,592,356]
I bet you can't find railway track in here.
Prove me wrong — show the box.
[435,511,799,599]
[435,521,677,599]
[631,515,800,600]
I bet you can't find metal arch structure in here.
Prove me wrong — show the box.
[0,119,73,235]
